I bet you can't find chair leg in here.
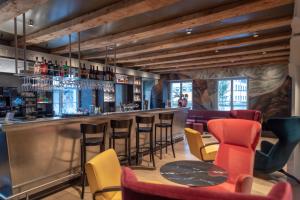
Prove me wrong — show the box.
[165,127,168,154]
[154,126,157,155]
[128,137,131,166]
[160,127,163,160]
[81,145,86,199]
[170,126,176,158]
[150,131,155,168]
[279,169,300,184]
[136,131,139,165]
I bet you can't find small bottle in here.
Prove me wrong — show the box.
[54,60,59,76]
[47,60,54,76]
[40,57,48,75]
[59,61,64,77]
[63,61,69,77]
[33,57,40,75]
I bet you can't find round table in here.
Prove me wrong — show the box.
[160,160,228,187]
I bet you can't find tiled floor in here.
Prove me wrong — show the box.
[42,137,300,200]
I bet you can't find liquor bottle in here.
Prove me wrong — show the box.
[63,61,69,77]
[78,63,82,78]
[96,66,101,80]
[54,60,59,76]
[59,61,64,77]
[47,60,54,76]
[110,67,114,81]
[40,57,48,75]
[103,67,106,81]
[106,67,110,81]
[33,57,40,75]
[82,63,86,79]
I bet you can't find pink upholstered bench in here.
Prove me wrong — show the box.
[185,121,193,128]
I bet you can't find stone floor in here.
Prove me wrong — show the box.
[42,137,300,200]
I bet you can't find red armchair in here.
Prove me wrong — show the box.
[121,167,292,200]
[206,119,261,193]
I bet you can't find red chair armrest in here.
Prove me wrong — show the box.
[234,174,253,194]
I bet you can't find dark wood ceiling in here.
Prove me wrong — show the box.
[0,0,294,74]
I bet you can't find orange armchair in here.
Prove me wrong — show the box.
[206,119,261,193]
[184,128,218,161]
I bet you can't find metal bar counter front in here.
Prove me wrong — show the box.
[0,108,187,199]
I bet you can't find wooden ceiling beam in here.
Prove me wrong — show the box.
[154,56,289,73]
[119,33,291,64]
[23,0,179,44]
[52,0,293,54]
[0,0,48,24]
[149,51,289,71]
[139,44,290,67]
[83,17,292,59]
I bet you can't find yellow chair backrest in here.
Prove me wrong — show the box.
[184,128,204,160]
[85,149,121,200]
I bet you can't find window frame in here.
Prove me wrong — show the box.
[217,77,249,111]
[169,79,193,108]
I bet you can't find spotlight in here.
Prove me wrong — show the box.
[215,49,219,53]
[253,33,259,38]
[186,28,192,35]
[262,51,267,55]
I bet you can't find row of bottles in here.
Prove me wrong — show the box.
[34,57,77,77]
[33,57,115,81]
[79,65,114,81]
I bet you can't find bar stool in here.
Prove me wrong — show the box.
[109,119,133,165]
[136,115,155,167]
[80,123,107,199]
[155,112,175,159]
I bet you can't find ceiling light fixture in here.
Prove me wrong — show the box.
[262,51,267,55]
[215,49,219,53]
[186,28,192,35]
[253,32,259,38]
[28,19,34,27]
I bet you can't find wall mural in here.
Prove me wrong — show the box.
[151,63,291,123]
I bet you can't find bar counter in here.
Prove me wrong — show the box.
[0,108,187,199]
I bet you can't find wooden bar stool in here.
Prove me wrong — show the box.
[80,123,107,199]
[155,112,175,159]
[136,115,155,167]
[109,119,133,165]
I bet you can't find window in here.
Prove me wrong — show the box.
[218,78,248,111]
[170,81,192,108]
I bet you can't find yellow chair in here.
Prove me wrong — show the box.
[85,149,122,200]
[184,128,219,161]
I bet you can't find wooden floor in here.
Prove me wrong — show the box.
[42,137,300,200]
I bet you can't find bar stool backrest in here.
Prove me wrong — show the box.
[136,115,155,129]
[111,119,133,129]
[136,115,155,124]
[159,112,174,124]
[80,123,107,142]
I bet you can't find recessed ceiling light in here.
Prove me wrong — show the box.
[186,28,192,35]
[215,49,219,53]
[253,33,259,38]
[262,51,267,55]
[28,19,34,27]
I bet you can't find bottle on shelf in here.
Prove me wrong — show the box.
[33,57,41,75]
[54,60,59,76]
[60,61,64,77]
[47,60,54,76]
[63,61,69,77]
[40,57,48,75]
[88,65,92,79]
[82,63,87,79]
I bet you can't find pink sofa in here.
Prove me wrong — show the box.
[186,110,262,131]
[121,167,292,200]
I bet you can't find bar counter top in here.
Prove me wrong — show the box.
[0,108,184,131]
